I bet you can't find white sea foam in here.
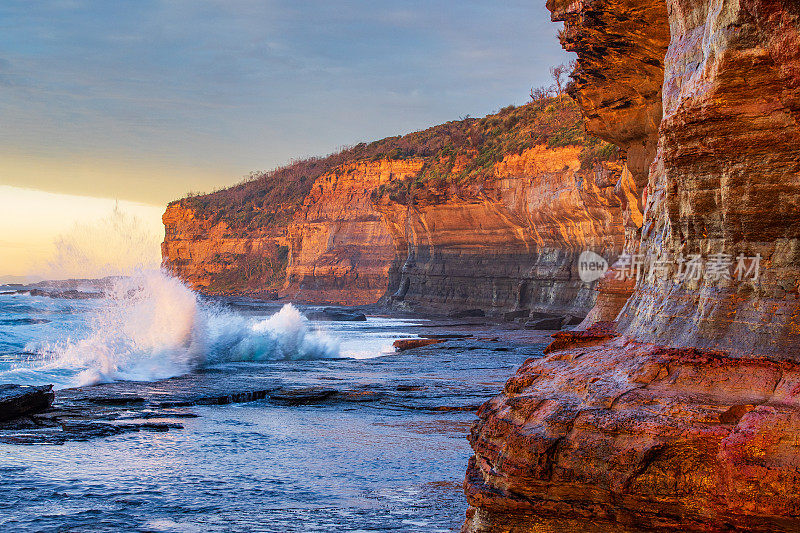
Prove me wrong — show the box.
[27,270,339,387]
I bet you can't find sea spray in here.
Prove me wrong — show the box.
[52,270,205,385]
[204,304,340,364]
[43,204,163,280]
[25,270,340,387]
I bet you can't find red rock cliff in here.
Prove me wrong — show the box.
[162,202,287,297]
[378,146,626,315]
[463,1,800,531]
[283,159,424,305]
[163,98,629,316]
[283,145,627,311]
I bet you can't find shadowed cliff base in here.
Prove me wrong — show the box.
[463,0,800,531]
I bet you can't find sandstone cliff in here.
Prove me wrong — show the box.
[162,203,288,296]
[282,138,629,311]
[376,146,626,315]
[164,98,629,315]
[284,159,424,305]
[463,1,800,531]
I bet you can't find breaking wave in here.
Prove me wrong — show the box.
[18,270,339,388]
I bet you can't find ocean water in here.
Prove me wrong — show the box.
[0,271,535,532]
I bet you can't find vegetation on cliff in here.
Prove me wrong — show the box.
[175,95,615,232]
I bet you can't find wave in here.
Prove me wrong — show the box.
[10,270,340,388]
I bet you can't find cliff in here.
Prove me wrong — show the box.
[284,159,425,305]
[377,146,626,315]
[164,97,629,315]
[162,203,288,296]
[463,1,800,531]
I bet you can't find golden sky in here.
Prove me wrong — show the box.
[0,151,235,206]
[0,186,164,281]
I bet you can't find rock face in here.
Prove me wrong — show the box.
[466,338,800,532]
[618,0,800,360]
[284,159,424,305]
[162,202,287,297]
[163,99,630,316]
[551,0,670,187]
[380,147,626,315]
[463,1,800,531]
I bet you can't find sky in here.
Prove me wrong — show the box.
[0,0,569,279]
[0,186,164,280]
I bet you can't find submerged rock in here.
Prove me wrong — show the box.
[0,318,51,326]
[268,387,338,405]
[315,307,368,322]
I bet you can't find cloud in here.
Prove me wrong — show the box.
[0,0,570,205]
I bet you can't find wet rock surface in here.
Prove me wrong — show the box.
[522,317,564,330]
[465,338,800,532]
[305,307,368,322]
[0,384,54,422]
[26,289,104,300]
[393,338,446,351]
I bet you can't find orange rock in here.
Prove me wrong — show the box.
[464,0,800,530]
[392,339,445,351]
[161,202,287,295]
[378,147,627,315]
[464,338,800,532]
[283,159,424,305]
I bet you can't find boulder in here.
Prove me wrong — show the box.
[502,310,530,321]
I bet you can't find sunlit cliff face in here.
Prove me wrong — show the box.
[546,0,800,359]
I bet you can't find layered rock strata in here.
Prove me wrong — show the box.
[378,147,627,315]
[283,159,424,305]
[463,0,800,531]
[618,0,800,359]
[285,146,627,310]
[465,338,800,532]
[164,100,631,314]
[162,203,287,297]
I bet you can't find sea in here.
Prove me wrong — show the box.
[0,270,537,532]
